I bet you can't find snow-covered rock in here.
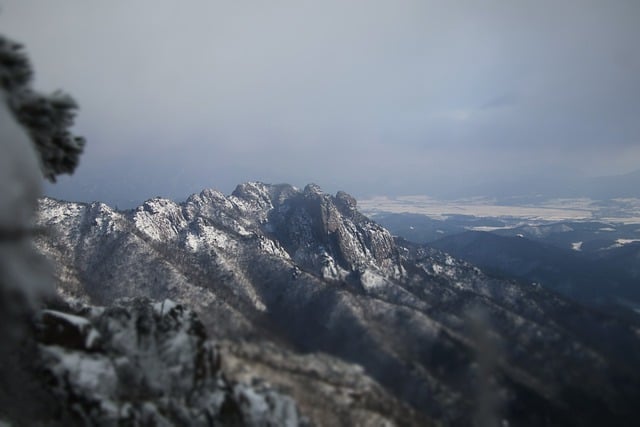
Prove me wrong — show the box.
[36,298,304,426]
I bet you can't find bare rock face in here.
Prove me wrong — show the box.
[34,183,640,426]
[264,183,403,282]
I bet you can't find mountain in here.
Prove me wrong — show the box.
[368,212,506,243]
[430,231,640,311]
[34,182,640,426]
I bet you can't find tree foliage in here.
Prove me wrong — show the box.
[0,35,85,181]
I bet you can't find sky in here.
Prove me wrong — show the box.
[2,1,640,206]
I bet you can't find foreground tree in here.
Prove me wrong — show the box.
[0,35,85,181]
[0,34,85,424]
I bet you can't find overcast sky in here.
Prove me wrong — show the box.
[2,1,639,205]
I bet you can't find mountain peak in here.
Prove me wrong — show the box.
[303,183,324,196]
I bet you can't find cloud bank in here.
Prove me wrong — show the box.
[2,0,639,204]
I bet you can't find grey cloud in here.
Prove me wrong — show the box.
[480,93,518,110]
[3,0,639,204]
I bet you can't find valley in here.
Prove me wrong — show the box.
[363,196,640,319]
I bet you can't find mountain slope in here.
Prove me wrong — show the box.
[35,182,640,426]
[31,297,303,426]
[430,231,640,308]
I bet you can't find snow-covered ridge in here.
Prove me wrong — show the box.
[37,182,403,292]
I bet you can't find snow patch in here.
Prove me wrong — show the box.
[360,269,387,291]
[432,264,443,275]
[606,238,640,249]
[153,299,178,316]
[186,224,233,252]
[616,238,640,246]
[43,346,118,394]
[85,328,101,348]
[42,309,91,328]
[319,251,347,281]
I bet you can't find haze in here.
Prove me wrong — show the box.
[2,1,639,206]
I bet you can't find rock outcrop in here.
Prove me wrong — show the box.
[35,298,304,426]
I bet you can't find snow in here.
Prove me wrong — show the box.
[133,199,187,241]
[201,225,231,248]
[616,238,640,246]
[360,196,640,224]
[432,264,443,275]
[605,238,640,249]
[470,226,514,232]
[37,199,86,225]
[162,329,192,364]
[153,299,178,316]
[85,328,101,348]
[318,250,348,281]
[42,309,91,328]
[44,345,118,393]
[427,261,460,279]
[359,196,595,221]
[259,236,290,259]
[321,257,342,280]
[360,269,387,291]
[235,385,270,414]
[88,306,106,317]
[234,223,254,237]
[185,233,201,251]
[232,383,300,427]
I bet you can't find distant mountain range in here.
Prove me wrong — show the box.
[372,211,640,318]
[34,182,640,426]
[430,231,640,311]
